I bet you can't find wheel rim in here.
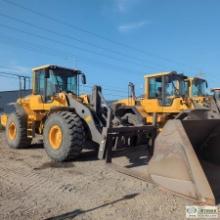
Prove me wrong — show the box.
[8,122,17,140]
[49,125,63,150]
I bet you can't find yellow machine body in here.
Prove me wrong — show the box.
[116,71,193,126]
[186,77,209,108]
[1,64,154,162]
[1,65,220,205]
[1,65,92,133]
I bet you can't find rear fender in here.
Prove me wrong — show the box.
[0,114,8,127]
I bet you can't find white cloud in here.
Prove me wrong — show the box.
[116,0,129,12]
[115,0,139,13]
[118,20,149,33]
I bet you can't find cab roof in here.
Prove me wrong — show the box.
[188,76,206,81]
[211,88,220,91]
[144,71,186,79]
[32,64,76,72]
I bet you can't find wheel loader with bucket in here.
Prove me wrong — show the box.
[110,72,220,204]
[115,71,194,127]
[211,88,220,113]
[106,110,220,205]
[1,65,220,205]
[181,79,220,119]
[0,65,156,161]
[115,72,219,127]
[186,76,210,108]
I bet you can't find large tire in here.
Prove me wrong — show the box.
[43,111,85,161]
[6,112,31,149]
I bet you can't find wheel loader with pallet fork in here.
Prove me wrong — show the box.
[106,108,220,205]
[0,65,156,161]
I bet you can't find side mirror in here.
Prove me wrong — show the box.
[45,69,50,78]
[188,80,192,87]
[206,81,208,88]
[81,73,86,85]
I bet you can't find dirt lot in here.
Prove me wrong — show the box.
[0,131,218,220]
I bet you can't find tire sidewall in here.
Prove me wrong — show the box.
[6,113,23,148]
[44,114,74,161]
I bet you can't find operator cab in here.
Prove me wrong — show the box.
[32,65,85,102]
[212,88,220,100]
[145,71,187,106]
[190,77,208,97]
[211,88,220,111]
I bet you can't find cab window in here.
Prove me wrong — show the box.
[35,70,45,96]
[34,68,78,102]
[149,77,162,98]
[148,74,185,106]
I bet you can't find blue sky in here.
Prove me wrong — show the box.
[0,0,219,99]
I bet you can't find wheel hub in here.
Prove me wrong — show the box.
[49,125,63,150]
[8,122,17,140]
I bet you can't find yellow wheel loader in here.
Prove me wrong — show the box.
[115,72,219,127]
[1,65,220,205]
[115,71,193,127]
[186,77,210,108]
[109,72,220,205]
[211,88,220,112]
[185,78,220,117]
[106,108,220,205]
[0,65,156,161]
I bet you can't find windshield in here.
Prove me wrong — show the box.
[149,76,186,98]
[165,77,186,97]
[192,79,207,96]
[148,74,186,106]
[181,80,189,97]
[47,69,78,95]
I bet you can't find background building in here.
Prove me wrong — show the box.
[0,90,31,114]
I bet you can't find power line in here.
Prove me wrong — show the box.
[0,72,127,97]
[0,73,17,79]
[82,83,127,91]
[0,64,31,73]
[0,69,138,97]
[0,12,165,69]
[0,70,31,85]
[0,33,77,60]
[0,33,154,77]
[81,84,127,95]
[80,86,127,98]
[0,70,29,78]
[0,0,200,71]
[0,70,31,79]
[0,0,148,52]
[102,93,126,98]
[0,22,158,69]
[0,58,140,92]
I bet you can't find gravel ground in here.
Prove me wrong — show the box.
[0,132,218,220]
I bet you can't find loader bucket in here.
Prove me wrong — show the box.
[149,119,220,204]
